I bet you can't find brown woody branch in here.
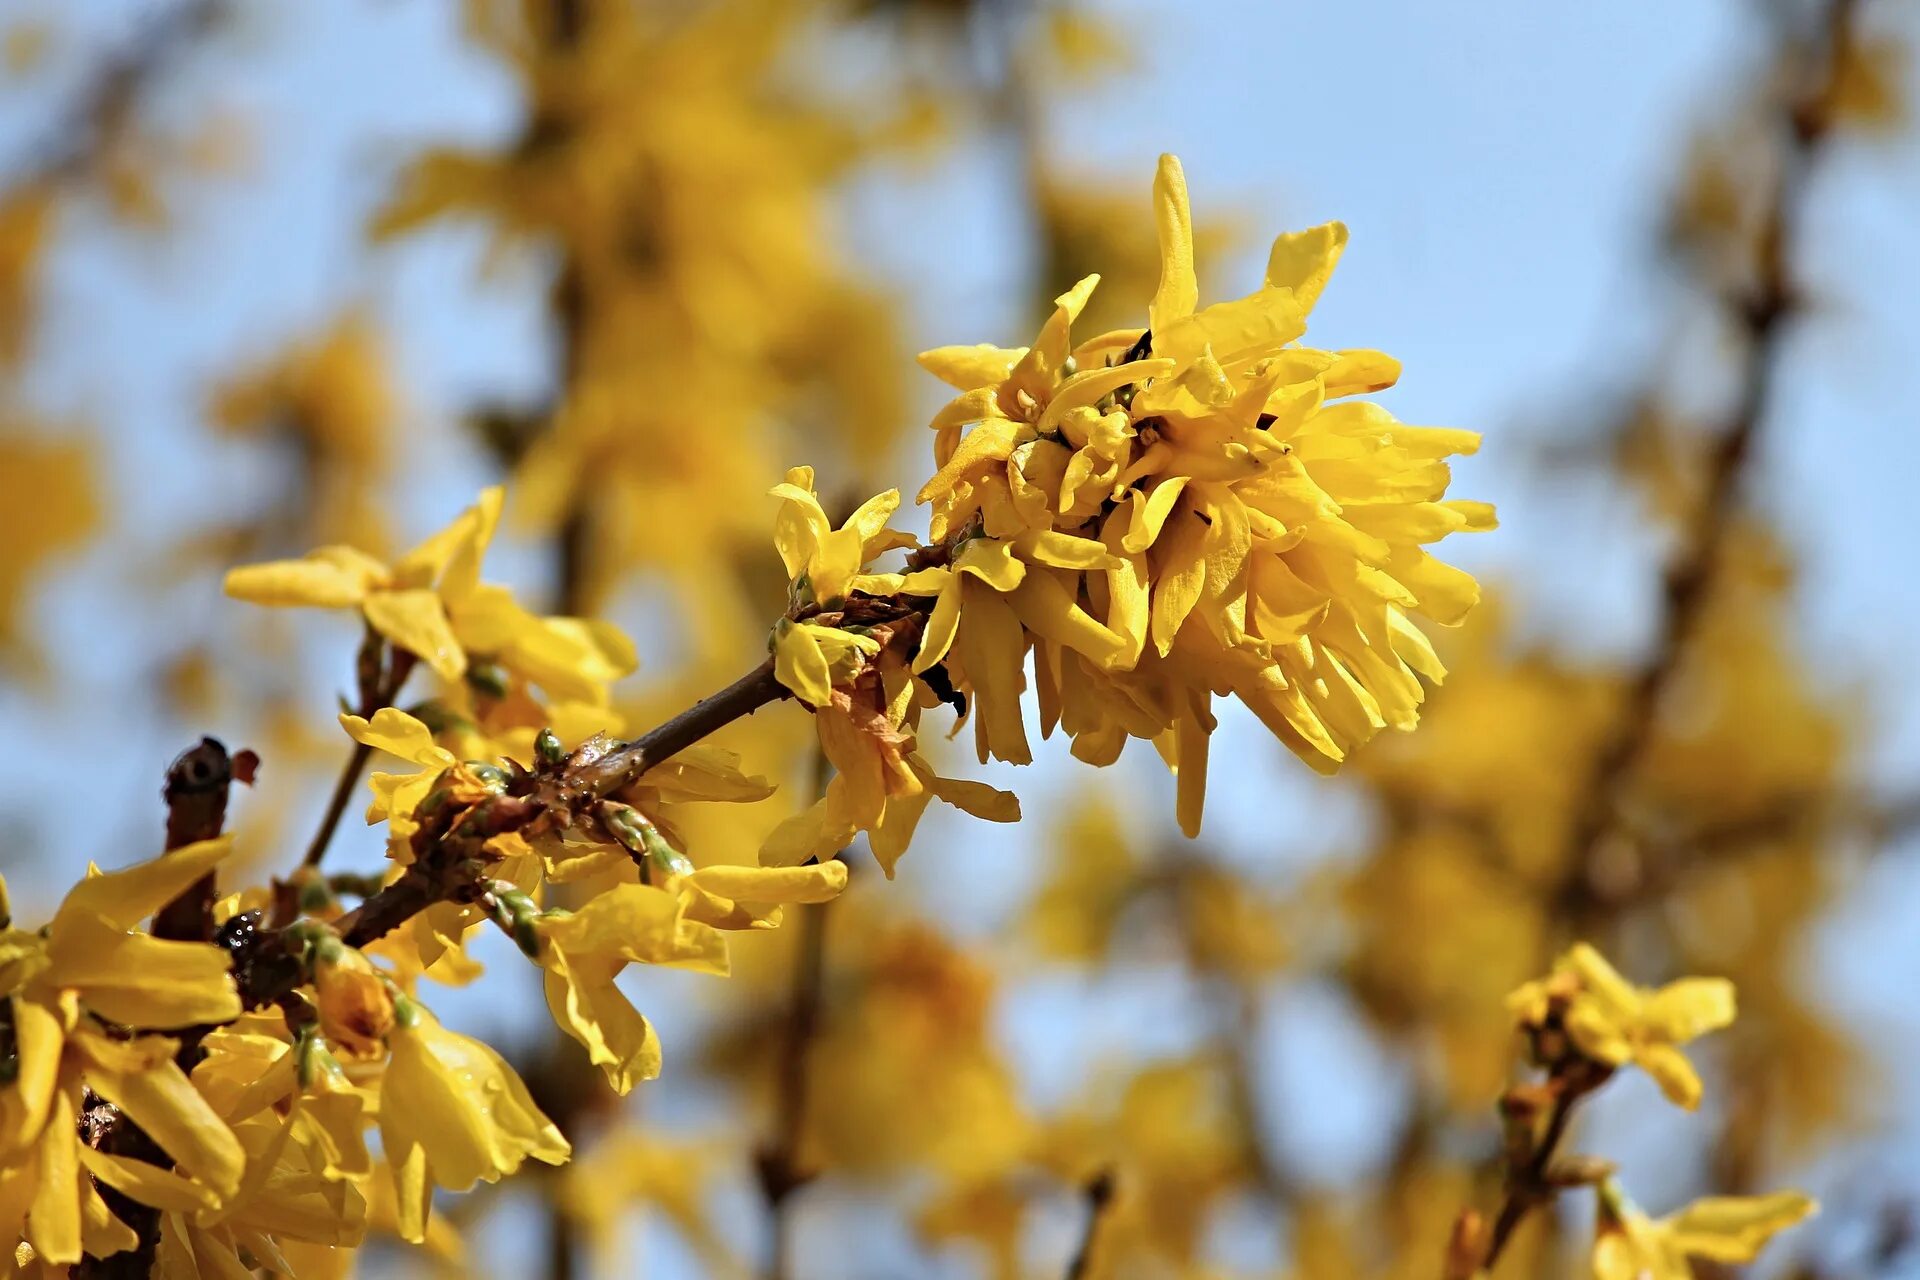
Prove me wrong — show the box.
[79,735,244,1278]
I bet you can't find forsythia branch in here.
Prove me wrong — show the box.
[1558,0,1857,926]
[1065,1169,1118,1280]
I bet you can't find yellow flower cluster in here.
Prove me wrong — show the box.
[1506,945,1816,1280]
[0,842,241,1267]
[769,154,1492,855]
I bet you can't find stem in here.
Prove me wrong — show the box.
[301,740,373,871]
[1064,1170,1118,1280]
[333,872,440,948]
[761,742,837,1280]
[300,650,417,874]
[763,888,830,1280]
[1482,1085,1586,1271]
[83,735,238,1278]
[578,658,790,798]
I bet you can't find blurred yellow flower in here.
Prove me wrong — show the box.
[1509,943,1735,1110]
[226,488,636,698]
[1593,1183,1815,1280]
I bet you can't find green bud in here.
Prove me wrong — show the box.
[640,824,694,883]
[534,727,566,768]
[464,658,511,700]
[466,761,511,792]
[297,876,334,915]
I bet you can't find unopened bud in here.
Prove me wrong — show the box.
[534,727,566,768]
[465,761,511,793]
[487,883,545,960]
[464,658,511,700]
[600,802,694,884]
[312,941,395,1057]
[1546,1155,1617,1188]
[1443,1210,1488,1280]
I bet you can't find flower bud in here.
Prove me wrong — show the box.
[312,937,396,1058]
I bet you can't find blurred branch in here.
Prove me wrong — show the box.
[1064,1169,1117,1280]
[1556,0,1860,930]
[293,638,416,882]
[758,746,841,1280]
[4,0,224,192]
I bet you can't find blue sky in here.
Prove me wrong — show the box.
[5,1,1920,1274]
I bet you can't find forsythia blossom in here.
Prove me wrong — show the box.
[1508,942,1736,1110]
[766,153,1492,860]
[1592,1183,1817,1280]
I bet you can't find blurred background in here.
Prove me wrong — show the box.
[3,0,1919,1277]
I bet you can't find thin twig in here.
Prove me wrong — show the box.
[1482,1084,1586,1269]
[1064,1170,1118,1280]
[1557,0,1853,928]
[300,648,417,873]
[151,736,237,942]
[760,743,839,1280]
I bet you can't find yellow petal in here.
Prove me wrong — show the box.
[79,1149,220,1214]
[1149,153,1198,331]
[222,546,385,609]
[1665,1192,1817,1262]
[340,706,455,769]
[363,588,465,680]
[1641,978,1737,1044]
[927,774,1021,823]
[27,1080,83,1265]
[1263,221,1348,310]
[772,619,835,708]
[952,583,1031,765]
[75,1031,245,1199]
[1635,1042,1706,1111]
[46,924,240,1028]
[917,344,1025,391]
[1149,504,1210,656]
[56,836,231,933]
[690,861,848,905]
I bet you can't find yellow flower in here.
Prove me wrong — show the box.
[0,837,240,1038]
[336,707,457,857]
[759,664,1020,876]
[0,1004,246,1266]
[224,489,499,680]
[1592,1182,1815,1280]
[226,487,637,698]
[534,862,848,1092]
[0,838,248,1254]
[912,154,1493,833]
[378,1000,569,1243]
[770,465,918,611]
[1508,943,1736,1110]
[311,939,396,1059]
[533,883,728,1094]
[758,473,1023,871]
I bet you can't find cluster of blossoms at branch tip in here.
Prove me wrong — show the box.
[768,153,1494,864]
[1475,943,1817,1280]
